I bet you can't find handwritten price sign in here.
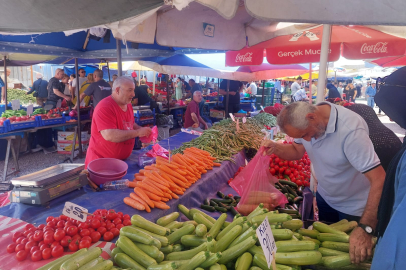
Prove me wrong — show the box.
[62,201,88,222]
[256,217,277,268]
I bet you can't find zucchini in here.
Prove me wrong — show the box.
[214,206,228,213]
[321,241,350,252]
[248,245,264,256]
[208,213,227,239]
[303,236,321,246]
[236,252,252,270]
[273,229,294,241]
[120,226,156,245]
[330,219,348,227]
[111,247,123,260]
[172,244,184,252]
[160,245,173,254]
[275,251,322,265]
[193,213,214,230]
[166,242,208,261]
[167,223,195,245]
[249,267,263,270]
[201,205,216,212]
[333,221,358,233]
[252,254,268,270]
[230,206,240,216]
[131,226,169,247]
[38,254,72,270]
[279,179,298,188]
[319,247,347,256]
[216,217,246,241]
[157,212,180,227]
[275,240,319,252]
[165,221,183,231]
[251,213,292,224]
[214,224,242,252]
[86,260,113,270]
[313,222,347,235]
[317,233,350,243]
[229,225,257,248]
[298,228,319,239]
[210,200,219,207]
[285,185,298,197]
[207,235,217,252]
[220,264,227,270]
[182,220,198,227]
[61,248,101,270]
[217,191,225,198]
[247,204,264,219]
[196,224,208,237]
[147,262,179,270]
[277,208,299,215]
[178,251,209,270]
[116,236,157,268]
[200,252,222,268]
[293,197,303,204]
[131,215,170,236]
[323,254,351,269]
[210,263,222,270]
[217,236,257,264]
[135,242,164,260]
[181,235,207,247]
[189,208,217,224]
[293,232,303,240]
[178,204,193,220]
[282,219,303,231]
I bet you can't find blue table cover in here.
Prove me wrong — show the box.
[0,132,245,225]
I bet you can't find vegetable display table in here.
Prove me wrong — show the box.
[0,132,246,225]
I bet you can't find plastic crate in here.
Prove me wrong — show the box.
[70,110,91,121]
[134,108,155,118]
[135,118,155,126]
[0,119,10,134]
[40,115,67,126]
[9,116,41,131]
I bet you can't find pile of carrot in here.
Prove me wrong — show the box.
[123,147,221,212]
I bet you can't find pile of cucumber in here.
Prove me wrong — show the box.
[38,247,116,270]
[275,180,303,218]
[200,191,241,216]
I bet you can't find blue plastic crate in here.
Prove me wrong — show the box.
[134,108,155,118]
[70,109,91,121]
[40,115,66,126]
[9,116,41,131]
[0,119,10,134]
[135,118,155,126]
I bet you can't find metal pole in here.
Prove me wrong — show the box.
[217,78,220,102]
[317,24,332,103]
[107,61,111,82]
[116,39,122,76]
[167,75,170,116]
[3,56,7,105]
[74,58,83,156]
[153,71,156,95]
[261,80,265,106]
[309,63,313,104]
[225,80,230,117]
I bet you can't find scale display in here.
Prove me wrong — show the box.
[48,177,80,198]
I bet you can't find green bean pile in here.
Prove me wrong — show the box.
[173,116,276,162]
[253,112,278,127]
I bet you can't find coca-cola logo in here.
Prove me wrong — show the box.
[235,52,253,63]
[361,42,388,54]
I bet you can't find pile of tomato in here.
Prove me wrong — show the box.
[268,151,311,187]
[6,209,131,262]
[227,166,245,184]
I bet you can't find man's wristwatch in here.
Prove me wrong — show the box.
[358,223,374,235]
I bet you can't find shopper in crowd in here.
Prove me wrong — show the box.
[292,85,308,102]
[326,82,341,99]
[366,82,377,109]
[187,79,202,97]
[175,77,183,100]
[311,80,318,97]
[370,66,406,269]
[356,83,362,99]
[337,82,344,97]
[246,81,258,96]
[0,68,11,102]
[184,91,208,132]
[262,101,385,264]
[219,79,242,114]
[73,69,111,109]
[133,78,151,106]
[181,78,191,93]
[344,80,357,102]
[207,78,215,91]
[290,76,302,96]
[26,73,48,107]
[65,74,75,98]
[72,74,93,107]
[46,68,71,108]
[69,68,87,99]
[85,76,151,168]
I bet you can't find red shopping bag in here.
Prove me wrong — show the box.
[230,147,288,215]
[139,126,158,144]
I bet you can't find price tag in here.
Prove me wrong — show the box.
[56,100,62,108]
[11,100,20,110]
[26,104,33,116]
[62,201,88,222]
[229,113,235,122]
[256,217,277,269]
[242,117,246,124]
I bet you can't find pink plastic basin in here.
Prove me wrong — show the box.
[87,158,128,177]
[89,170,127,185]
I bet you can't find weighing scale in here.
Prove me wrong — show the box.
[10,164,87,205]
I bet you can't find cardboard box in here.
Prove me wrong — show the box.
[58,131,89,142]
[57,141,89,155]
[210,109,225,119]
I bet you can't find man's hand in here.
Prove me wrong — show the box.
[204,124,208,130]
[229,92,236,96]
[349,227,374,264]
[261,140,277,156]
[65,96,71,102]
[138,127,152,138]
[192,123,199,128]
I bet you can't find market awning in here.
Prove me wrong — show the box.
[236,63,308,80]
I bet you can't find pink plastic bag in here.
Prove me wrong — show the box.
[140,126,158,144]
[230,147,288,215]
[146,143,169,158]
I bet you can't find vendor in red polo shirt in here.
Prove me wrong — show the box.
[85,76,152,168]
[184,91,208,132]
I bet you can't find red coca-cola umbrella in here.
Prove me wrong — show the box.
[371,55,406,67]
[226,25,406,66]
[236,63,308,79]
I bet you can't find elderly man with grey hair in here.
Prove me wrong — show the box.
[262,101,385,265]
[74,69,111,109]
[85,76,152,167]
[46,68,70,108]
[184,90,208,132]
